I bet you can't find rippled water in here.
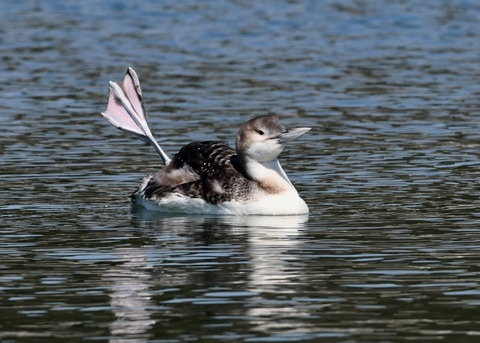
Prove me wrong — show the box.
[2,0,480,342]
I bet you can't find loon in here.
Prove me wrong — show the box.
[101,68,310,215]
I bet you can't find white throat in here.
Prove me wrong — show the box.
[244,158,296,194]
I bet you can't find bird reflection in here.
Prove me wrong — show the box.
[103,208,308,340]
[104,247,155,342]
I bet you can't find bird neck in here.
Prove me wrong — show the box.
[242,157,296,194]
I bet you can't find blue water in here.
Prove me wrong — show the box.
[2,0,480,342]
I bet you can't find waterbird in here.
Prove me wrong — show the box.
[101,68,310,215]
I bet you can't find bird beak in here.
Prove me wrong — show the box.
[278,127,311,143]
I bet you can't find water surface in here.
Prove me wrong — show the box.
[2,1,480,342]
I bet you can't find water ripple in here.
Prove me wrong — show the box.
[2,0,480,342]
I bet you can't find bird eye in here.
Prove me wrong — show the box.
[257,130,264,135]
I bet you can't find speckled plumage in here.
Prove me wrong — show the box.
[134,141,261,204]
